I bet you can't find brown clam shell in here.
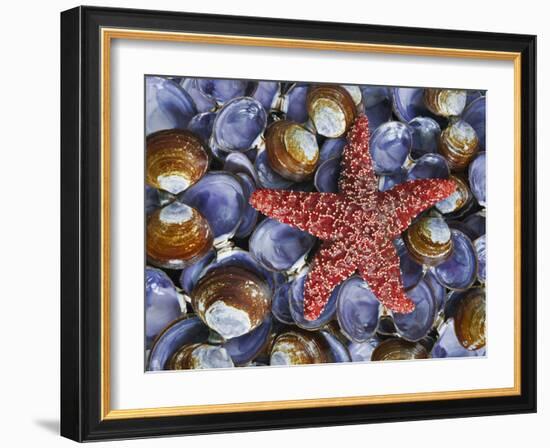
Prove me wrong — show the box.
[438,120,479,171]
[306,85,357,138]
[270,330,330,365]
[454,288,486,351]
[169,343,234,370]
[146,129,209,194]
[404,216,453,266]
[435,174,472,215]
[146,201,213,269]
[371,338,430,361]
[424,88,467,117]
[265,120,319,181]
[191,266,271,340]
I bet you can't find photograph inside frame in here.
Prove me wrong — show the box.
[144,76,487,371]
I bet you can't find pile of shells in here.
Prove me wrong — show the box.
[145,76,487,371]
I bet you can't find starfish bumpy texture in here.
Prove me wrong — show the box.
[250,115,456,321]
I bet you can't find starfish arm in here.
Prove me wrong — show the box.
[249,189,345,240]
[377,178,456,237]
[304,240,357,320]
[357,238,415,314]
[339,115,378,204]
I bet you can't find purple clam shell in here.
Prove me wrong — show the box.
[196,78,249,104]
[431,319,486,358]
[461,211,486,240]
[289,272,339,330]
[319,137,346,163]
[469,152,486,206]
[223,151,260,184]
[180,78,216,113]
[234,173,258,238]
[249,218,316,272]
[462,96,486,150]
[424,269,447,311]
[370,121,412,174]
[223,315,273,365]
[378,169,407,192]
[321,331,351,363]
[145,185,160,215]
[336,276,381,342]
[213,97,267,152]
[407,153,450,181]
[392,87,441,124]
[314,157,341,193]
[255,149,294,189]
[148,317,210,371]
[393,279,436,341]
[444,289,470,320]
[285,84,309,123]
[394,238,424,290]
[180,171,245,244]
[434,230,477,290]
[252,81,281,110]
[145,267,183,347]
[272,282,294,324]
[187,111,216,144]
[408,116,441,159]
[179,249,216,295]
[361,86,393,131]
[146,76,197,136]
[474,234,486,283]
[348,338,381,362]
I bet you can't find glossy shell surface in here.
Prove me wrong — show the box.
[371,338,430,361]
[439,120,479,171]
[404,216,453,266]
[307,85,357,138]
[424,89,467,117]
[270,330,329,365]
[454,288,486,350]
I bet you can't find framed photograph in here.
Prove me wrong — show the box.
[60,6,536,442]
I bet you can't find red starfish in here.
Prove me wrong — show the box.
[250,115,456,321]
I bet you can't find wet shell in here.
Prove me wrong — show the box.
[146,129,209,194]
[169,343,234,369]
[439,120,479,171]
[404,216,453,266]
[371,338,430,361]
[424,89,467,117]
[265,120,320,182]
[306,85,357,138]
[270,330,330,365]
[435,174,472,216]
[191,266,271,339]
[454,288,486,350]
[146,201,213,269]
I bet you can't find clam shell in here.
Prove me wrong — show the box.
[474,234,487,283]
[265,120,320,181]
[431,319,486,358]
[234,173,259,238]
[271,282,294,325]
[307,85,357,138]
[283,83,309,123]
[180,78,216,113]
[321,330,351,362]
[196,79,250,105]
[454,288,486,350]
[435,174,472,216]
[370,121,412,174]
[407,153,450,181]
[461,96,486,151]
[252,81,281,110]
[187,111,216,144]
[439,120,479,171]
[249,218,316,272]
[169,343,234,369]
[424,89,467,117]
[424,269,447,311]
[408,116,441,159]
[146,201,213,269]
[434,229,477,290]
[378,169,407,192]
[146,129,209,195]
[179,171,246,245]
[348,337,381,362]
[393,279,436,341]
[404,216,453,266]
[394,237,424,289]
[255,148,295,189]
[319,137,346,162]
[270,330,330,365]
[361,86,393,131]
[178,249,216,295]
[148,316,210,371]
[314,157,341,193]
[392,88,444,124]
[146,76,196,135]
[145,267,184,347]
[212,97,267,152]
[371,338,430,361]
[191,265,271,339]
[336,276,381,342]
[469,152,486,206]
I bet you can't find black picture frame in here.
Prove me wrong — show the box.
[61,5,537,442]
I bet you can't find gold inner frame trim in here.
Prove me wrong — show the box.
[100,27,522,421]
